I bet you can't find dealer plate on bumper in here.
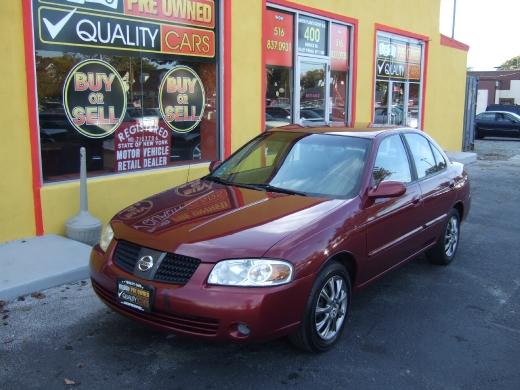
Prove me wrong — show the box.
[117,279,154,312]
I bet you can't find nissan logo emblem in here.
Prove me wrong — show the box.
[137,255,154,272]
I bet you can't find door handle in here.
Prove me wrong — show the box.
[411,196,421,205]
[449,180,455,188]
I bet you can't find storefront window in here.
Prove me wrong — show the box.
[265,9,294,129]
[31,0,219,182]
[266,67,292,127]
[373,33,423,128]
[264,7,352,128]
[329,23,349,122]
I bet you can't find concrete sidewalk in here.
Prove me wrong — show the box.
[0,235,91,301]
[446,151,477,165]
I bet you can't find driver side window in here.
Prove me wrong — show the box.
[373,135,412,185]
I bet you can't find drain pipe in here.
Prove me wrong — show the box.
[65,147,102,246]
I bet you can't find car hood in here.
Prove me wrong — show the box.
[111,179,346,262]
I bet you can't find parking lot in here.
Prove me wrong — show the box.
[1,139,519,390]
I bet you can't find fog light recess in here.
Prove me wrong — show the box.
[228,322,251,339]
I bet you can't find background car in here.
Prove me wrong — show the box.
[475,110,520,139]
[486,104,520,116]
[90,127,471,352]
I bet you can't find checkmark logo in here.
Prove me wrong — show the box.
[43,8,77,39]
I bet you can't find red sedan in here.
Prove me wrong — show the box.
[90,126,471,351]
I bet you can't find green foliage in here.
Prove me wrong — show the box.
[498,56,520,70]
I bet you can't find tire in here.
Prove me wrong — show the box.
[427,209,461,265]
[475,128,483,140]
[289,262,351,352]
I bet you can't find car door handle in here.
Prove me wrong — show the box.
[411,196,421,205]
[449,180,455,188]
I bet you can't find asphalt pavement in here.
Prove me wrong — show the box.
[1,138,519,390]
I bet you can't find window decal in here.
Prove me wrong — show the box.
[159,65,206,133]
[63,59,127,138]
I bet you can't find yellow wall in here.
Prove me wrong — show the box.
[230,0,467,151]
[0,1,37,241]
[425,43,468,151]
[0,0,468,242]
[41,164,209,235]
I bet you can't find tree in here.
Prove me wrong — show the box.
[498,55,520,70]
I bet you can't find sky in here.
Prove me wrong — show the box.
[439,0,520,70]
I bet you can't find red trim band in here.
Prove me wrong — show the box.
[223,0,232,157]
[440,34,470,52]
[261,0,359,129]
[261,1,267,132]
[375,23,429,42]
[22,0,44,236]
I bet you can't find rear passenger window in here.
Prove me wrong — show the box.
[478,113,495,121]
[430,143,447,172]
[404,133,437,179]
[373,135,412,184]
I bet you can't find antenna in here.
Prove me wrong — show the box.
[185,160,192,183]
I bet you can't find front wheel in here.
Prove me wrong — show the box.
[475,128,484,139]
[289,262,351,352]
[427,209,460,265]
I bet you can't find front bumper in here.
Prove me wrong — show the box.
[90,242,314,342]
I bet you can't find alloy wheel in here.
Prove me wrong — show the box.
[314,275,348,341]
[444,216,459,257]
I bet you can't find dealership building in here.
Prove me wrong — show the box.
[0,0,469,243]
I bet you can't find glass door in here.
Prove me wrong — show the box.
[390,82,405,125]
[373,81,410,127]
[406,83,420,128]
[297,57,329,124]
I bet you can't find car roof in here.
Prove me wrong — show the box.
[480,110,520,117]
[266,124,419,139]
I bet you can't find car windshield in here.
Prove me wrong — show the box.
[208,131,371,198]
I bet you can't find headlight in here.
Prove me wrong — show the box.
[208,259,293,286]
[99,224,114,252]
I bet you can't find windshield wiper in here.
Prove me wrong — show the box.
[254,184,307,197]
[204,176,265,191]
[203,175,230,185]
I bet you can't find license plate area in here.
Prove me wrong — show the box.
[117,279,154,312]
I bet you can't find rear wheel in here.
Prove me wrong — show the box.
[289,262,351,352]
[427,209,460,265]
[475,128,483,139]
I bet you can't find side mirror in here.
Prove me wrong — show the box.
[209,160,222,172]
[368,181,406,199]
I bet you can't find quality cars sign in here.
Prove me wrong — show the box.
[34,0,215,58]
[376,36,422,81]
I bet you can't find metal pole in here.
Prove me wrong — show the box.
[451,0,457,39]
[79,147,87,213]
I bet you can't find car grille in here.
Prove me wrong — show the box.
[91,280,220,336]
[154,253,201,284]
[113,240,141,274]
[113,240,201,285]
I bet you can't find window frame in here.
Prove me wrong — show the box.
[371,133,414,186]
[29,0,225,185]
[265,3,356,128]
[429,141,448,173]
[402,132,447,181]
[372,30,427,129]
